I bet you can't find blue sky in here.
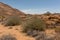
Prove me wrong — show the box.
[0,0,60,14]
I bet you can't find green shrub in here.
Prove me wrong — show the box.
[5,16,21,26]
[0,34,17,40]
[22,16,46,33]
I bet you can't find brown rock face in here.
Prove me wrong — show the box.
[39,13,60,28]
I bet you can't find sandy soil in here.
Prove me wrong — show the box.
[0,24,35,40]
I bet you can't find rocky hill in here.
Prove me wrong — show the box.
[0,2,26,17]
[40,13,60,28]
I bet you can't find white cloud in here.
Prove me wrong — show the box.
[21,8,59,14]
[21,9,47,14]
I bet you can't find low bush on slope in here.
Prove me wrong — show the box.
[5,16,22,26]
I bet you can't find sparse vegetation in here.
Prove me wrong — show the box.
[22,16,46,33]
[0,16,5,22]
[55,27,60,33]
[0,34,17,40]
[5,16,21,26]
[0,2,60,40]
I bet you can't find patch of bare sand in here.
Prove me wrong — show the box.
[45,29,56,37]
[0,24,35,40]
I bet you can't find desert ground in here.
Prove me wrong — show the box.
[0,23,35,40]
